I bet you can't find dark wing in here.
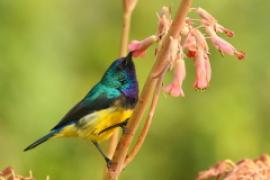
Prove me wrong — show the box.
[52,93,119,130]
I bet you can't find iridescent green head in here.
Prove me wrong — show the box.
[100,52,138,99]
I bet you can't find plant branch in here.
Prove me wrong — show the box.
[119,13,131,56]
[107,0,138,159]
[153,0,193,77]
[119,0,137,56]
[123,69,166,168]
[106,0,193,179]
[103,0,137,180]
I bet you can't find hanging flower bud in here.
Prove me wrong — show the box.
[157,6,246,97]
[234,51,245,60]
[128,35,158,57]
[204,54,212,83]
[205,26,245,60]
[164,55,186,97]
[183,32,197,58]
[195,7,235,38]
[191,28,209,53]
[194,7,217,25]
[215,23,234,37]
[193,48,208,89]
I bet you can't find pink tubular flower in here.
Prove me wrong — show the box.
[194,7,217,25]
[205,26,245,60]
[164,58,186,97]
[215,23,234,37]
[128,35,158,57]
[204,54,212,83]
[191,28,209,53]
[183,32,197,58]
[234,51,245,60]
[193,48,208,89]
[196,7,235,38]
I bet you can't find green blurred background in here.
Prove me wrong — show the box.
[0,0,269,179]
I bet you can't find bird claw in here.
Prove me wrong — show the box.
[120,125,128,134]
[98,120,129,136]
[106,158,113,169]
[120,120,128,134]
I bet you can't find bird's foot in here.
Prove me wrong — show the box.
[98,119,129,135]
[106,158,113,169]
[119,121,128,134]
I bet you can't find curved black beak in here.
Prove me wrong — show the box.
[122,51,133,65]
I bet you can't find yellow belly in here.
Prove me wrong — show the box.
[55,107,133,142]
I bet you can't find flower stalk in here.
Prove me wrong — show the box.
[104,0,137,179]
[119,0,138,56]
[124,67,167,168]
[105,0,193,179]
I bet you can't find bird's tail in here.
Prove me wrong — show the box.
[24,130,57,151]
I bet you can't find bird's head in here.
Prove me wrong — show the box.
[100,52,138,98]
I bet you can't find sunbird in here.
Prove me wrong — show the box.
[24,52,138,166]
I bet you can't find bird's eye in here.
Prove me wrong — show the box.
[119,78,126,84]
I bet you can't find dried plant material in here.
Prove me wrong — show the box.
[155,6,173,58]
[157,6,172,38]
[181,22,190,36]
[197,154,270,180]
[0,167,35,180]
[197,160,236,180]
[169,36,182,69]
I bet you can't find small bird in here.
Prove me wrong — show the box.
[24,52,138,166]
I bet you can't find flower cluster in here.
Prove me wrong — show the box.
[128,7,245,97]
[197,154,270,180]
[0,166,36,180]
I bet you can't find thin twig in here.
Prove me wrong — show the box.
[103,0,137,180]
[107,0,138,159]
[106,1,193,179]
[120,0,138,55]
[119,13,131,56]
[123,68,166,168]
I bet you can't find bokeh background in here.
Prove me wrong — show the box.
[0,0,269,179]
